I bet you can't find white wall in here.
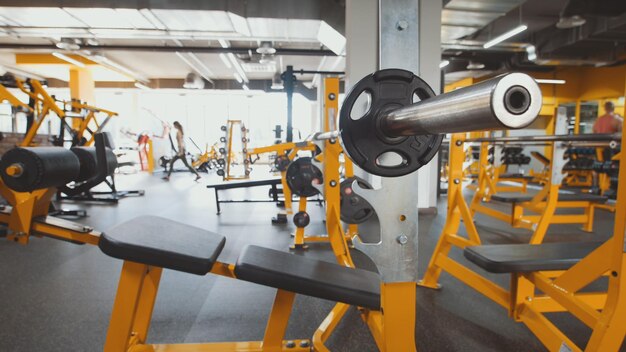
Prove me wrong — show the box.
[2,87,316,157]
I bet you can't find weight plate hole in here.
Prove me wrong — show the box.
[412,88,430,103]
[376,151,406,168]
[350,90,372,121]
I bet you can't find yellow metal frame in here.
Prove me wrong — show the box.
[222,120,251,181]
[15,79,117,147]
[420,132,626,351]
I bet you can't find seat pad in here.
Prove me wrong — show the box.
[464,242,603,273]
[491,193,607,203]
[235,245,381,309]
[99,216,225,275]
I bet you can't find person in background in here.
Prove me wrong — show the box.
[593,101,623,134]
[162,121,201,181]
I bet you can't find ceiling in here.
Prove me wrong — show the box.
[0,0,624,89]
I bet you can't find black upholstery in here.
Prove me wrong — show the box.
[98,216,225,275]
[0,147,80,192]
[491,193,607,203]
[235,245,381,309]
[206,178,281,190]
[499,173,534,180]
[464,242,603,273]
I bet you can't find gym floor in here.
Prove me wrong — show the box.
[0,172,623,352]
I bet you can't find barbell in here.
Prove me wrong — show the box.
[335,69,542,177]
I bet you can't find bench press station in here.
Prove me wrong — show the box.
[469,109,619,241]
[90,69,542,352]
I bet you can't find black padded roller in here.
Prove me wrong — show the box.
[0,147,80,192]
[70,147,118,182]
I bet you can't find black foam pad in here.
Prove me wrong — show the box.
[464,242,603,273]
[0,147,80,192]
[491,193,608,203]
[70,146,118,181]
[235,245,381,309]
[98,216,226,275]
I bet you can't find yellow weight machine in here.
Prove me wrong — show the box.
[14,78,116,147]
[470,110,614,242]
[420,117,626,351]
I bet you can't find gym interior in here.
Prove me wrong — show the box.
[0,1,625,351]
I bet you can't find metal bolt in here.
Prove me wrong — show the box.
[396,20,409,31]
[328,93,336,100]
[330,180,337,187]
[329,138,336,144]
[396,234,408,245]
[453,179,460,184]
[455,140,462,146]
[82,226,93,232]
[611,271,618,277]
[286,340,296,348]
[300,340,310,348]
[526,296,532,302]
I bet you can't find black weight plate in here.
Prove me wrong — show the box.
[339,69,443,177]
[285,157,322,197]
[220,137,226,143]
[293,211,310,228]
[220,125,227,131]
[274,155,290,172]
[219,148,226,154]
[340,176,375,224]
[217,169,225,176]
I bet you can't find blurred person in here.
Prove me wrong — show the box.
[162,121,201,181]
[593,101,623,134]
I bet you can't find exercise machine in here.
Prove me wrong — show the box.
[95,69,543,352]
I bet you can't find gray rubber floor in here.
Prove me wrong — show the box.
[0,171,624,352]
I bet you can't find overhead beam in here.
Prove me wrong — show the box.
[0,44,337,57]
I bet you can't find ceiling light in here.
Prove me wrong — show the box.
[256,41,276,55]
[55,38,80,51]
[535,79,566,85]
[483,25,527,49]
[526,45,537,61]
[183,72,205,89]
[466,61,485,70]
[317,21,346,55]
[556,15,586,29]
[439,60,450,69]
[227,53,249,83]
[233,72,243,83]
[219,53,232,68]
[134,82,151,90]
[218,39,230,48]
[52,52,86,68]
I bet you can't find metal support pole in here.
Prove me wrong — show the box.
[282,65,295,143]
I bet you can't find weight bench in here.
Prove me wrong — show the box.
[464,241,603,273]
[491,192,608,204]
[98,215,381,351]
[206,178,284,214]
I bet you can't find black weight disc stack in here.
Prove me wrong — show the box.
[340,176,375,224]
[285,157,323,197]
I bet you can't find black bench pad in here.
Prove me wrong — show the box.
[499,173,534,180]
[206,178,281,190]
[99,216,225,275]
[464,242,603,273]
[491,193,607,203]
[235,245,381,310]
